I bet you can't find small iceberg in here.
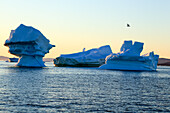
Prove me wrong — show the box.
[6,57,18,62]
[4,24,55,67]
[99,40,159,71]
[54,45,112,67]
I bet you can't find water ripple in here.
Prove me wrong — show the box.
[0,62,169,112]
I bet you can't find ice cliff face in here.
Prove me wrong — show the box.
[54,45,112,67]
[4,24,55,67]
[120,40,132,52]
[100,40,159,71]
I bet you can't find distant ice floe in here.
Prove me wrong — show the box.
[99,40,159,71]
[54,45,112,67]
[4,24,55,67]
[6,57,18,62]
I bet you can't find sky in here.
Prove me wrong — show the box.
[0,0,170,58]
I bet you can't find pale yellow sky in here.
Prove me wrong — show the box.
[0,0,170,58]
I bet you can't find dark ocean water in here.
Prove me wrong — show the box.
[0,61,169,112]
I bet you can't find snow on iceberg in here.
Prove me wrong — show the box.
[4,24,55,67]
[54,45,112,67]
[99,40,159,71]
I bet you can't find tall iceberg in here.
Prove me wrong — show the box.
[54,45,112,67]
[4,24,55,67]
[99,40,159,71]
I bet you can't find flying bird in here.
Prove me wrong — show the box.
[127,24,130,27]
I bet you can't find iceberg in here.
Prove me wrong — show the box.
[6,57,18,62]
[54,45,112,67]
[4,24,55,67]
[99,40,159,71]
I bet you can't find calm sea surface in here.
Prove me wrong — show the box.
[0,61,169,112]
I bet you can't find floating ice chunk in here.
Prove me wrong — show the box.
[99,40,159,71]
[4,24,55,67]
[54,45,112,67]
[6,57,18,62]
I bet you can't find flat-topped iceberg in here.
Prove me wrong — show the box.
[54,45,112,67]
[99,40,159,71]
[4,24,55,67]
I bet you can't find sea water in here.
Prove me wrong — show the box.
[0,61,169,112]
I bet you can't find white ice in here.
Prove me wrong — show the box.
[54,45,112,67]
[99,40,159,71]
[4,24,55,67]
